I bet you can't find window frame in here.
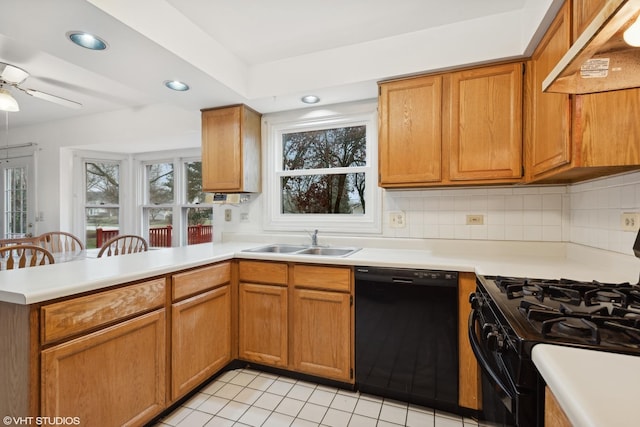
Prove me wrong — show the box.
[263,101,381,233]
[77,153,128,248]
[138,151,212,246]
[1,154,36,238]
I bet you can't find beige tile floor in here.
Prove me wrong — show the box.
[153,368,482,427]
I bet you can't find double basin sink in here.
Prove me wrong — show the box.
[243,243,361,257]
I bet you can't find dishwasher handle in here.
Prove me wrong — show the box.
[355,266,458,287]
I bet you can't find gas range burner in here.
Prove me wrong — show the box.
[489,275,635,307]
[518,298,640,348]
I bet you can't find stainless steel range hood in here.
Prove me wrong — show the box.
[543,0,640,94]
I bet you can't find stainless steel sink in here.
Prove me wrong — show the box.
[242,244,309,253]
[296,247,361,257]
[242,244,361,257]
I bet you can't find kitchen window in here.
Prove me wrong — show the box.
[140,156,212,246]
[84,160,121,248]
[1,157,34,239]
[76,149,210,248]
[264,101,380,233]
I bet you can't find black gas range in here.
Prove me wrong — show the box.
[469,233,640,427]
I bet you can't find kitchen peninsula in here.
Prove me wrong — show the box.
[1,238,638,426]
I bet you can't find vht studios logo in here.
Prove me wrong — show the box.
[3,417,81,426]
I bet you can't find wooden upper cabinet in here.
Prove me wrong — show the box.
[448,63,523,182]
[379,62,524,188]
[572,0,606,40]
[526,1,640,183]
[378,75,443,187]
[526,1,572,181]
[201,104,261,193]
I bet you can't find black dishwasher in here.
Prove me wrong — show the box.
[355,266,459,412]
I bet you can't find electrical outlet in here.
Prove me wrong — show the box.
[240,212,249,222]
[466,214,484,225]
[224,208,232,222]
[621,212,640,231]
[389,211,406,228]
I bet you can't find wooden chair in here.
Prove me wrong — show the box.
[0,236,37,248]
[36,231,84,255]
[97,235,148,258]
[0,245,55,270]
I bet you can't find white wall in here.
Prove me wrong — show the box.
[6,103,200,234]
[9,101,640,257]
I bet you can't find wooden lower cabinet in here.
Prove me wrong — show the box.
[291,264,353,383]
[291,288,352,381]
[41,309,166,427]
[171,285,231,401]
[458,272,481,410]
[238,283,288,367]
[545,386,572,427]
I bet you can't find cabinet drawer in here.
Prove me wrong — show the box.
[239,260,288,285]
[293,265,351,292]
[41,278,166,345]
[172,262,231,301]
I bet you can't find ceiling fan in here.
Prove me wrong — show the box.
[0,62,82,111]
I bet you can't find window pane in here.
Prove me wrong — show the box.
[283,125,366,171]
[86,162,119,205]
[147,208,172,247]
[185,161,207,204]
[147,163,174,204]
[281,173,365,214]
[186,207,212,245]
[4,167,28,237]
[86,207,119,249]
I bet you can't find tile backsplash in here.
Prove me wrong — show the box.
[569,171,640,255]
[383,186,568,242]
[383,170,640,255]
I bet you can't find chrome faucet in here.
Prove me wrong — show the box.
[310,229,318,246]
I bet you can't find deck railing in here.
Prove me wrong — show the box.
[187,224,213,244]
[96,225,212,247]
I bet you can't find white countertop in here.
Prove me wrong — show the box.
[533,344,640,427]
[0,239,638,305]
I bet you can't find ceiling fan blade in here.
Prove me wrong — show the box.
[23,88,82,109]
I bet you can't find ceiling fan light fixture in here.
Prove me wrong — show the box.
[67,31,108,50]
[0,88,19,112]
[164,80,190,91]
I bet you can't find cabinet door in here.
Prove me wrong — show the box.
[379,75,443,186]
[573,0,606,40]
[526,2,572,180]
[238,283,288,367]
[448,63,523,181]
[41,310,166,427]
[202,106,242,191]
[172,285,231,400]
[574,89,640,168]
[291,288,351,382]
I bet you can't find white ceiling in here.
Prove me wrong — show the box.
[0,0,562,131]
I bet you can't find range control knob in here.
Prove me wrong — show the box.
[482,322,496,337]
[469,293,482,309]
[487,331,505,352]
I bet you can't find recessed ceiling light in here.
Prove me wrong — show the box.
[301,95,320,104]
[164,80,190,91]
[67,31,108,50]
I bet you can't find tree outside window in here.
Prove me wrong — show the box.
[281,126,366,215]
[265,102,379,233]
[85,161,120,248]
